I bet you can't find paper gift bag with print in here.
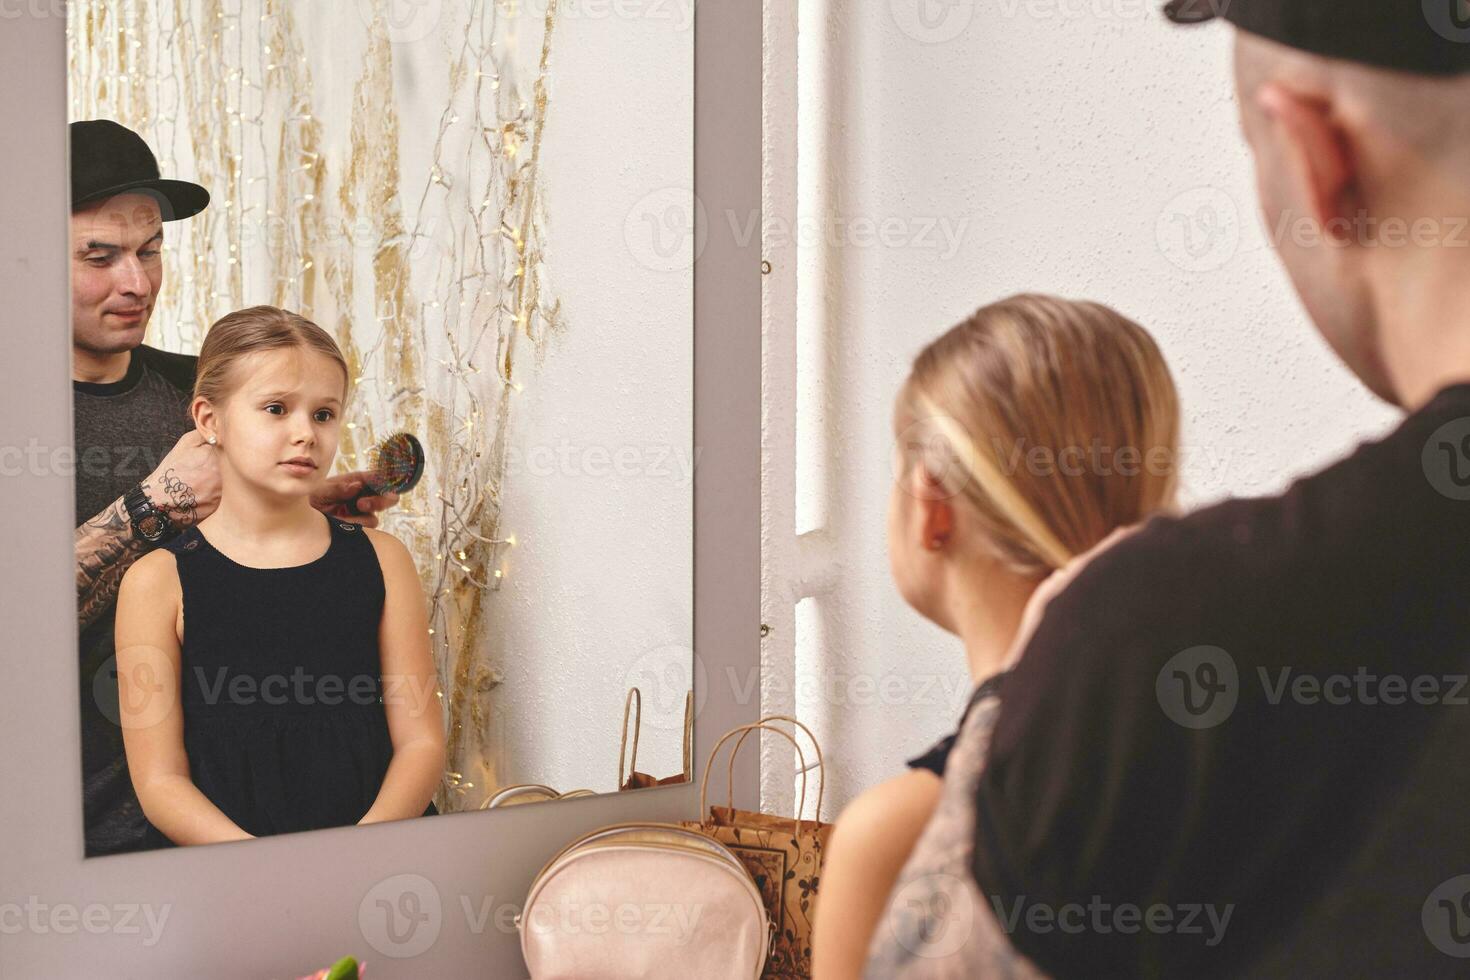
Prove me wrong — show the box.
[619,688,694,790]
[682,715,832,980]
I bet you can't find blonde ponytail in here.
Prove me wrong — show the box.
[899,294,1180,576]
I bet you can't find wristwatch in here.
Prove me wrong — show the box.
[123,483,176,545]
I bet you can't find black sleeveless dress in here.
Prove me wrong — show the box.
[142,513,436,847]
[905,671,1007,778]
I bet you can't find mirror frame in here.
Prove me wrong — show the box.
[0,0,760,974]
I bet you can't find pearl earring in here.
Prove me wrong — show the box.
[207,435,218,446]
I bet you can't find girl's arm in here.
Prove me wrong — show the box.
[359,529,447,825]
[812,769,944,980]
[115,551,254,845]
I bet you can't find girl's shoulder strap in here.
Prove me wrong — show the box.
[325,516,382,567]
[160,524,206,559]
[327,517,372,552]
[323,519,388,608]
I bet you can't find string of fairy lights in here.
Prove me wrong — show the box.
[68,0,563,811]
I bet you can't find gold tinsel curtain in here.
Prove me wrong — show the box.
[69,0,564,811]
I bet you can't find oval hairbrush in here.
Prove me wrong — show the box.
[347,431,425,515]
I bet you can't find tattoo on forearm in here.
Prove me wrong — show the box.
[76,498,146,629]
[75,472,199,628]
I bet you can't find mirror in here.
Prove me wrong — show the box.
[69,0,694,856]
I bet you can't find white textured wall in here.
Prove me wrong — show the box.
[785,1,1400,814]
[466,8,694,794]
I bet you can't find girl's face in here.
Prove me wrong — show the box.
[206,347,346,499]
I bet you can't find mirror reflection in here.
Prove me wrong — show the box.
[71,1,693,856]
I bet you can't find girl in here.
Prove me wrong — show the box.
[812,294,1181,976]
[116,306,445,845]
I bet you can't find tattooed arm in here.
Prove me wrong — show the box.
[76,431,220,630]
[814,771,944,979]
[76,494,149,630]
[75,474,201,629]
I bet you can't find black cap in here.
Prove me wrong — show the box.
[70,119,210,220]
[1163,0,1470,76]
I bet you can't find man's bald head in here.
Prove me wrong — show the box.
[1232,31,1470,407]
[1235,32,1470,174]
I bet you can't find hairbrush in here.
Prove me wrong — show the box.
[346,431,425,515]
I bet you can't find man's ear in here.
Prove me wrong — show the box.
[1256,82,1359,241]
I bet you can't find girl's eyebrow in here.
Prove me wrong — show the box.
[256,390,343,407]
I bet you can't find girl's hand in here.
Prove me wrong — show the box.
[312,471,401,528]
[1001,524,1140,671]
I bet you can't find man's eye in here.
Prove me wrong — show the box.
[140,249,162,259]
[85,256,110,267]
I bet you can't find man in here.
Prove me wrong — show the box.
[72,120,399,857]
[944,4,1470,976]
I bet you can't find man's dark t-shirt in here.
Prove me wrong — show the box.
[972,382,1470,977]
[75,343,197,857]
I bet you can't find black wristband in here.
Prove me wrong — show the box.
[122,483,176,545]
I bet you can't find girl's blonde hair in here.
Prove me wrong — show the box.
[194,305,350,408]
[899,293,1180,577]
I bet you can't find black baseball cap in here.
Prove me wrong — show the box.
[70,119,210,220]
[1163,0,1470,76]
